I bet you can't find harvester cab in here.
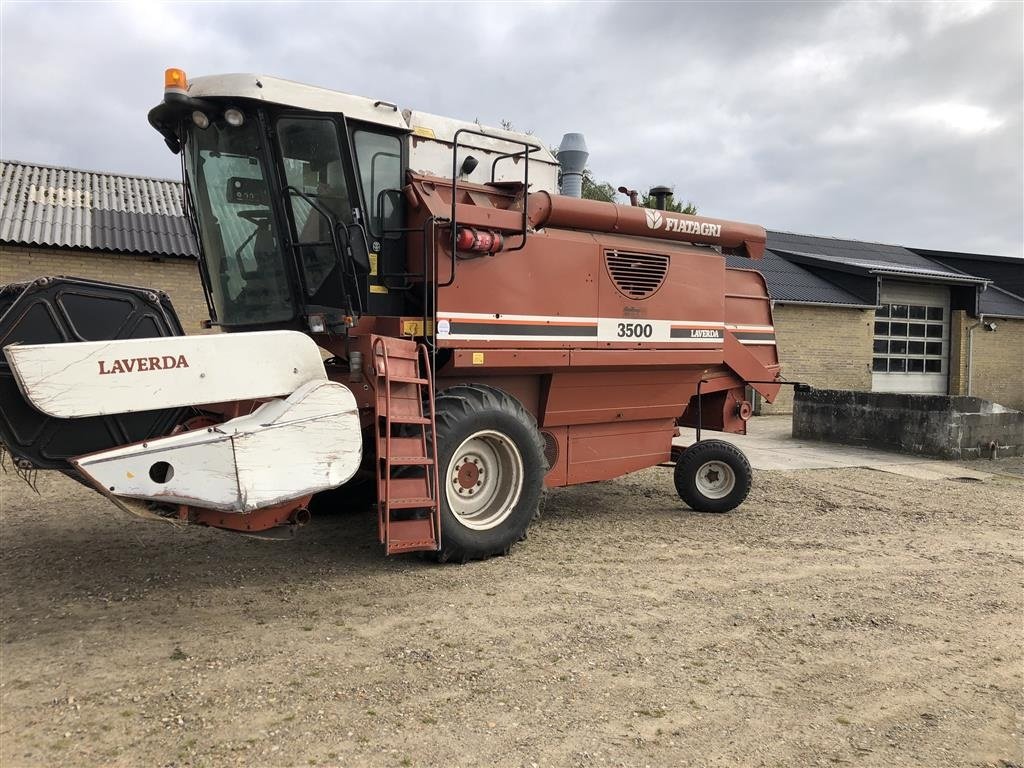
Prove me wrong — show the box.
[0,69,783,562]
[146,70,560,336]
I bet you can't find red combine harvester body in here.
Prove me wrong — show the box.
[0,70,782,562]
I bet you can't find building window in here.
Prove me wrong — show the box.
[872,303,946,374]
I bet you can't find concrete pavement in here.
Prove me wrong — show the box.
[673,415,994,480]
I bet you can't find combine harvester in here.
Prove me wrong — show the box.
[0,69,782,561]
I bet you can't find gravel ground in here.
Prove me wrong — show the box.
[1,460,1022,768]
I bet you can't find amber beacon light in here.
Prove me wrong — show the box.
[164,68,188,95]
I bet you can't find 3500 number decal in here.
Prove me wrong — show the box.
[616,322,654,338]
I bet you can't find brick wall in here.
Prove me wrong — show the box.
[948,310,970,397]
[949,312,1024,410]
[0,245,210,334]
[761,303,874,414]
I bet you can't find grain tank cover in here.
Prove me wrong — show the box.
[526,192,766,259]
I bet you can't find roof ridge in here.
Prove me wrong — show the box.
[1,158,183,186]
[767,228,916,251]
[770,229,1022,262]
[770,247,990,287]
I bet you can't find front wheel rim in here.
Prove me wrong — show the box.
[445,430,524,530]
[694,460,736,500]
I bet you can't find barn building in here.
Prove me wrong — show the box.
[734,233,1024,412]
[0,160,206,332]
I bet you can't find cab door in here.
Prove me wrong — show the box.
[274,115,365,321]
[350,126,407,317]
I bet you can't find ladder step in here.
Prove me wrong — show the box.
[386,374,429,385]
[375,345,419,360]
[386,496,436,510]
[384,456,434,466]
[386,519,438,554]
[383,415,430,425]
[387,475,431,499]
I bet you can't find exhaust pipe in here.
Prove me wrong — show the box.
[649,185,672,210]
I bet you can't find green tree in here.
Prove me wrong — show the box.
[549,151,698,212]
[580,169,617,202]
[639,190,697,215]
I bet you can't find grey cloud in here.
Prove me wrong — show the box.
[1,1,1020,255]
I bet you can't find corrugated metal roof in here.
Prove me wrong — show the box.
[768,230,944,270]
[978,285,1024,319]
[0,160,197,258]
[773,248,991,286]
[731,230,1020,314]
[911,248,1024,301]
[725,250,872,307]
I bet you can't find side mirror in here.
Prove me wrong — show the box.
[343,223,371,274]
[373,188,404,239]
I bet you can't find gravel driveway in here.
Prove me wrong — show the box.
[2,460,1022,767]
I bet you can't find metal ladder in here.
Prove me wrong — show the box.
[371,336,441,555]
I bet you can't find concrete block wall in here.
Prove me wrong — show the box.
[761,303,874,414]
[794,388,1023,459]
[0,245,210,334]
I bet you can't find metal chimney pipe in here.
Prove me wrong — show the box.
[557,133,589,198]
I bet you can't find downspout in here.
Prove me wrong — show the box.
[965,315,983,396]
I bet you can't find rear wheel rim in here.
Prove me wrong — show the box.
[694,460,736,500]
[445,430,524,530]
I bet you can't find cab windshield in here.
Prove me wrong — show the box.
[183,119,295,325]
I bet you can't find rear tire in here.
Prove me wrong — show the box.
[434,385,546,562]
[674,439,752,513]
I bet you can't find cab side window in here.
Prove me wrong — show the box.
[353,130,402,236]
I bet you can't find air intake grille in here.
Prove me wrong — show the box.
[605,251,670,299]
[541,431,559,470]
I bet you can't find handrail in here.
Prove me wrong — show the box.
[282,184,360,320]
[489,145,543,184]
[443,128,538,288]
[372,336,393,544]
[419,342,442,547]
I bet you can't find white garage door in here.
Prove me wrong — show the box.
[871,281,950,395]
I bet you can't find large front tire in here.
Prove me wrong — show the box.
[674,439,752,513]
[434,385,546,562]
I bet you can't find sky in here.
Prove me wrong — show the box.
[1,1,1021,255]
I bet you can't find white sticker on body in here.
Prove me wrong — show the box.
[596,318,672,342]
